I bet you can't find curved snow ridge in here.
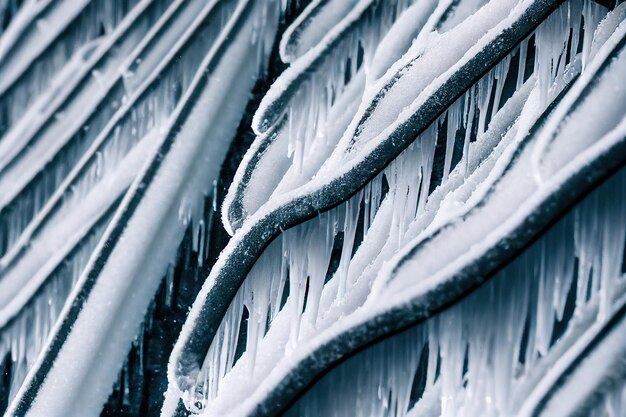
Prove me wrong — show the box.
[8,0,280,415]
[0,0,187,170]
[518,295,626,417]
[0,0,234,265]
[0,0,141,138]
[171,0,562,391]
[278,0,358,63]
[251,0,419,136]
[222,0,544,235]
[384,17,626,292]
[226,100,626,417]
[222,69,365,236]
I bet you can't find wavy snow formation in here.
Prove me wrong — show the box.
[1,0,625,416]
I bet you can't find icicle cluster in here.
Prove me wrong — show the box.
[0,0,240,262]
[0,0,140,137]
[282,0,417,173]
[0,0,263,412]
[185,0,615,414]
[286,165,626,417]
[0,212,112,403]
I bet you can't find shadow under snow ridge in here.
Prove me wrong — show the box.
[167,0,580,415]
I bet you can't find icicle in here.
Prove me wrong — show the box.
[492,54,511,113]
[462,86,477,177]
[304,212,335,327]
[582,0,605,69]
[283,166,626,417]
[443,98,463,181]
[417,122,437,215]
[0,211,111,404]
[516,38,529,90]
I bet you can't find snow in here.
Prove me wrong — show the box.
[0,0,235,265]
[5,0,280,415]
[166,1,626,415]
[1,0,621,414]
[279,0,359,63]
[0,0,140,137]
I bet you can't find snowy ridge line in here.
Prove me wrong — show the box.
[383,8,626,291]
[172,0,562,385]
[278,0,358,63]
[214,74,577,417]
[251,0,423,136]
[0,0,168,170]
[0,0,230,266]
[520,294,626,417]
[223,0,447,234]
[0,197,120,406]
[0,0,140,136]
[8,0,278,414]
[236,117,626,417]
[208,19,626,411]
[0,0,51,58]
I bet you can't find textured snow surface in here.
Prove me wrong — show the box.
[169,1,626,417]
[2,0,626,416]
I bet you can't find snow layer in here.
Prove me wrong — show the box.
[167,4,619,415]
[6,0,280,415]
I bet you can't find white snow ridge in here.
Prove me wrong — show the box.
[0,0,625,416]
